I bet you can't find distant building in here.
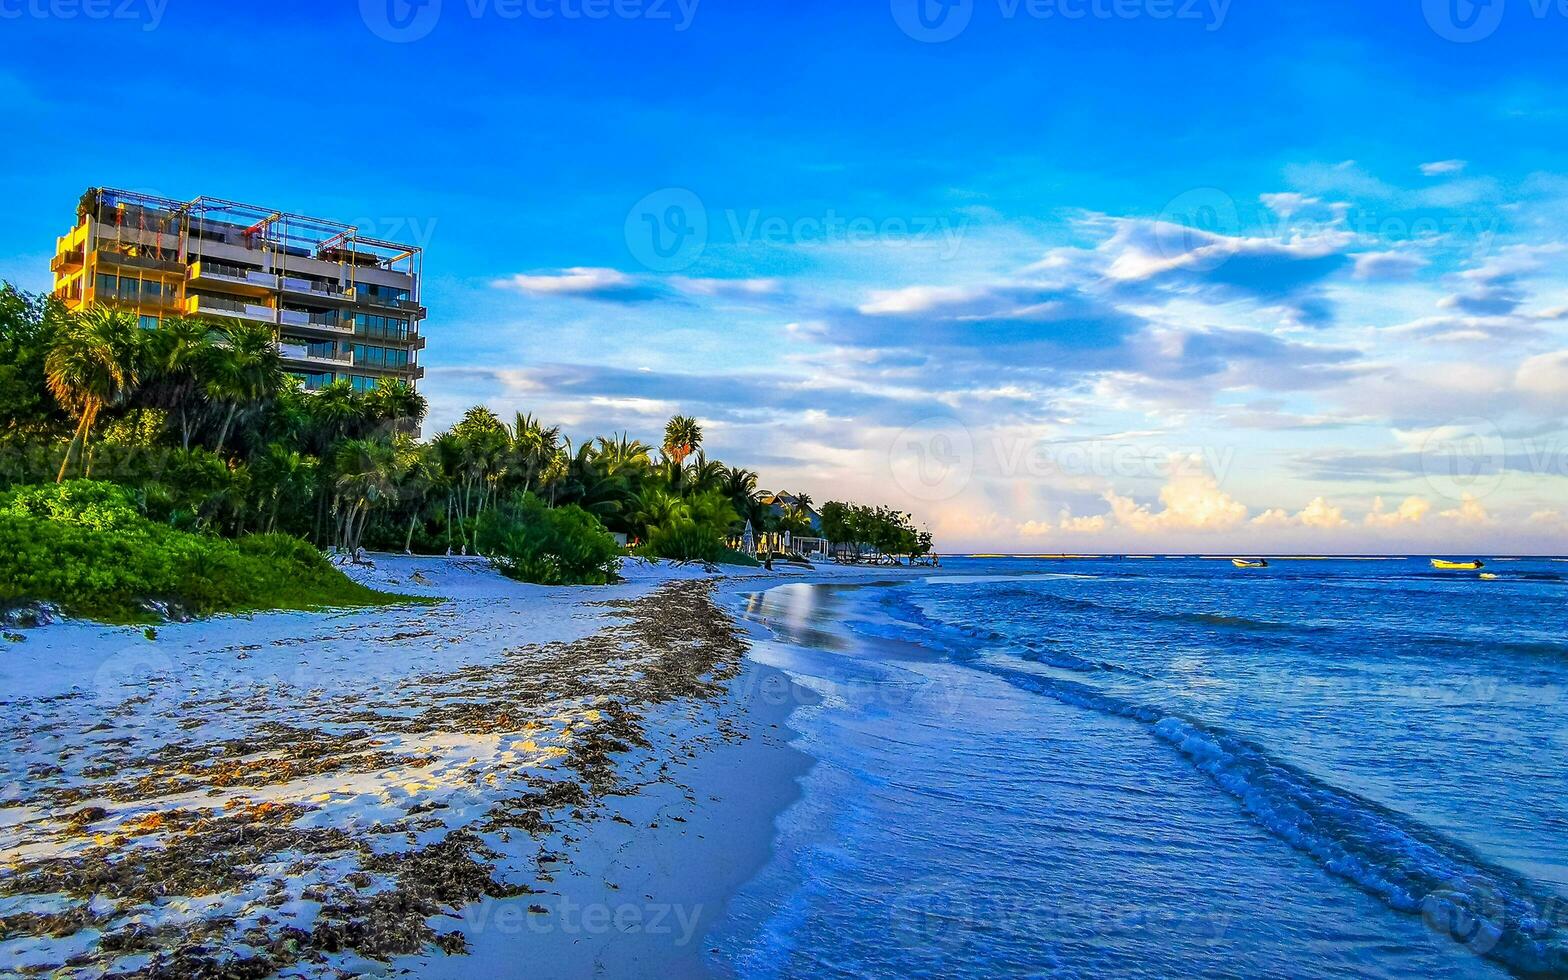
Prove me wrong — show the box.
[51,187,426,393]
[760,492,827,555]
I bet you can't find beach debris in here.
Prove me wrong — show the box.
[0,580,750,976]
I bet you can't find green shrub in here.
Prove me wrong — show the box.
[478,492,623,586]
[0,480,411,623]
[716,546,760,567]
[643,489,737,563]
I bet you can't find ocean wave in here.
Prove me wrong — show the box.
[967,662,1568,976]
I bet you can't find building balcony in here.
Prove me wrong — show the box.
[279,275,351,304]
[89,284,180,311]
[51,249,84,274]
[187,294,276,323]
[188,259,277,297]
[280,343,353,369]
[92,249,185,276]
[346,286,426,317]
[279,309,352,335]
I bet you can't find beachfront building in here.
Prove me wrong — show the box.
[50,188,426,393]
[759,492,829,556]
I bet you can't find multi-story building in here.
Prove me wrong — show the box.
[50,187,426,392]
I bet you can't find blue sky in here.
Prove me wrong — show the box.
[4,0,1568,551]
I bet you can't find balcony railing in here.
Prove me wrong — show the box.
[279,309,352,333]
[94,284,179,309]
[280,276,348,300]
[187,294,275,322]
[51,249,84,273]
[93,249,184,275]
[280,344,353,366]
[190,260,278,290]
[347,286,425,314]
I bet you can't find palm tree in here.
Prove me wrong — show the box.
[686,453,728,496]
[368,378,428,436]
[46,306,141,482]
[507,413,564,495]
[253,443,317,534]
[332,436,414,559]
[304,379,371,453]
[141,314,214,449]
[595,433,654,478]
[206,319,283,455]
[721,466,761,524]
[662,414,703,466]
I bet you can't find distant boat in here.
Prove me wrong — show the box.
[1432,559,1485,570]
[1480,572,1500,581]
[1232,558,1269,568]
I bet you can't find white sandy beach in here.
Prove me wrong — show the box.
[0,553,917,977]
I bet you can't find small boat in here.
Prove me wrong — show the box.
[1480,572,1500,581]
[1232,558,1269,568]
[1432,559,1485,570]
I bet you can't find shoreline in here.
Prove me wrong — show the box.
[0,553,923,977]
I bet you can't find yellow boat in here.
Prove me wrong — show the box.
[1432,559,1485,570]
[1480,572,1500,581]
[1232,558,1269,568]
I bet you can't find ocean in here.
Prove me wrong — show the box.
[711,557,1568,978]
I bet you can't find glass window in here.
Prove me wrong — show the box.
[138,315,159,331]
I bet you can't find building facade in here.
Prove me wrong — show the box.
[50,188,426,392]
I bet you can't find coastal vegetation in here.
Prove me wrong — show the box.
[0,285,932,611]
[0,481,402,623]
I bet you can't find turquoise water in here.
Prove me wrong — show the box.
[714,558,1568,978]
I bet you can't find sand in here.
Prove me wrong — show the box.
[0,553,914,977]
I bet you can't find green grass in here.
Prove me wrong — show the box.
[0,481,423,625]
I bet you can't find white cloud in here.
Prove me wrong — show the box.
[1260,192,1321,219]
[494,267,640,296]
[1249,497,1348,529]
[1420,160,1468,176]
[1440,493,1492,525]
[1102,455,1249,533]
[1365,496,1432,528]
[857,285,984,315]
[672,277,783,297]
[1517,350,1568,408]
[1353,251,1427,280]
